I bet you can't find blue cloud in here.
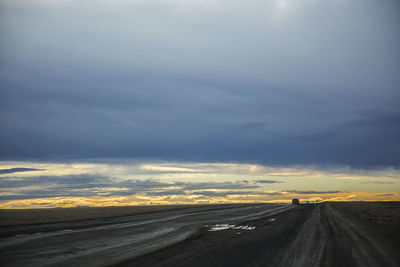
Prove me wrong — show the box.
[0,168,43,174]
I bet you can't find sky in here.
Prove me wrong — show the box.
[0,0,399,208]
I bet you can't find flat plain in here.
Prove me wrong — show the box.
[0,202,399,267]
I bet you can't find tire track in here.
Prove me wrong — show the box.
[280,203,397,267]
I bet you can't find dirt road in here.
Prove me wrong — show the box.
[1,202,399,267]
[279,204,398,267]
[118,203,400,267]
[0,204,291,266]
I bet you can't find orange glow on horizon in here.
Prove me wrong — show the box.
[1,191,399,209]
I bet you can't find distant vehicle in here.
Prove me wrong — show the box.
[292,198,300,205]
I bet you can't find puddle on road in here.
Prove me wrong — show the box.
[207,224,256,231]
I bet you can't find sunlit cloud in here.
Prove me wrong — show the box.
[140,164,199,173]
[2,190,399,209]
[0,161,399,209]
[2,161,399,181]
[0,160,399,208]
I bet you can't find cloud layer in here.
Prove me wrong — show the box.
[0,0,399,168]
[0,161,398,205]
[0,168,43,174]
[1,171,398,208]
[0,174,276,201]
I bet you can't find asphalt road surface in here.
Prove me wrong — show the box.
[1,202,399,267]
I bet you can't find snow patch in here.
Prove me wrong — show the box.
[208,224,256,231]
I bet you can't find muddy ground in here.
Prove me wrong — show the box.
[0,202,399,267]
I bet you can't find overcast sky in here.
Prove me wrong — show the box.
[1,0,400,207]
[1,0,399,168]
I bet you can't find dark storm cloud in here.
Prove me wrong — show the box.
[0,0,399,167]
[0,192,95,201]
[0,174,110,189]
[0,168,43,174]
